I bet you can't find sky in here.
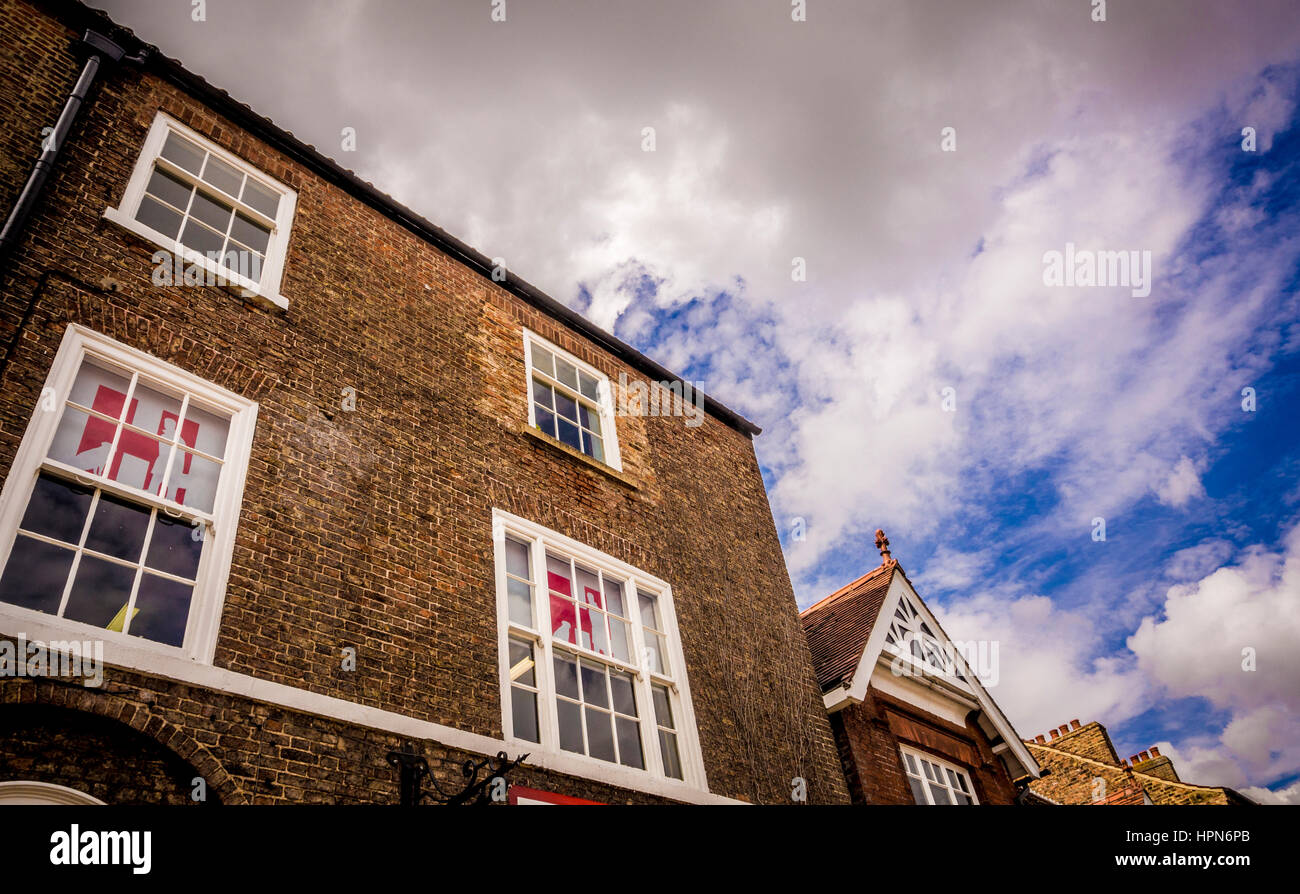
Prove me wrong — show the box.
[95,0,1300,802]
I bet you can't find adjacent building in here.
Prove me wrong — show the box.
[0,0,848,805]
[801,531,1041,804]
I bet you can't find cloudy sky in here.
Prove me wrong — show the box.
[98,0,1300,802]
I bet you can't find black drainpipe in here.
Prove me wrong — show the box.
[0,30,145,381]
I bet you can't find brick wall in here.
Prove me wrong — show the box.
[0,0,849,804]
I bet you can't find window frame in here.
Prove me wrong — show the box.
[522,330,623,472]
[0,325,258,665]
[103,111,297,311]
[491,509,706,790]
[899,745,979,805]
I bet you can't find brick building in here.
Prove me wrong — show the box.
[0,0,849,805]
[801,531,1040,804]
[1024,719,1254,806]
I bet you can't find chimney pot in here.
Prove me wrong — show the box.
[1035,735,1046,744]
[1070,719,1081,729]
[1058,725,1069,735]
[1149,746,1161,757]
[1138,751,1150,763]
[1049,729,1060,739]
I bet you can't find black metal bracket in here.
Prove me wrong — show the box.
[386,743,529,806]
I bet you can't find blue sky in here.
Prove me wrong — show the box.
[103,0,1300,801]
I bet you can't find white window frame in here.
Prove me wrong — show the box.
[0,325,258,665]
[900,745,979,805]
[491,509,707,793]
[522,330,623,472]
[103,110,297,311]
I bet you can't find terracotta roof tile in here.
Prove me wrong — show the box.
[800,562,896,692]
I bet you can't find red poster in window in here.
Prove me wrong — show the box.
[507,786,603,805]
[76,384,198,500]
[547,569,603,650]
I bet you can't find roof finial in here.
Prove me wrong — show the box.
[874,529,892,565]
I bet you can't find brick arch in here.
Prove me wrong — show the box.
[1,679,248,805]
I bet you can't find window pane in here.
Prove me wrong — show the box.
[230,212,271,254]
[610,672,636,716]
[201,154,244,197]
[507,577,532,627]
[554,391,579,424]
[180,402,230,460]
[546,555,572,596]
[579,662,608,708]
[644,631,668,675]
[608,617,630,661]
[136,196,183,240]
[48,407,114,476]
[556,698,583,753]
[160,131,204,174]
[82,493,150,561]
[616,716,643,769]
[107,431,170,493]
[603,579,625,617]
[534,406,556,437]
[0,535,74,613]
[658,730,683,780]
[508,637,535,686]
[188,189,234,233]
[504,537,530,579]
[638,594,658,628]
[554,357,579,391]
[179,218,226,258]
[162,449,222,513]
[128,379,185,441]
[907,775,928,805]
[530,345,554,377]
[904,753,918,774]
[145,514,203,580]
[511,687,539,743]
[63,554,136,629]
[581,605,609,655]
[145,167,192,210]
[241,178,280,218]
[532,379,554,410]
[557,418,581,451]
[582,430,604,463]
[549,593,576,645]
[585,707,615,762]
[553,654,578,699]
[578,403,601,433]
[652,684,674,729]
[67,358,133,414]
[578,372,599,402]
[19,473,93,543]
[129,572,192,646]
[929,784,952,805]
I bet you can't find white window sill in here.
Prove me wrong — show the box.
[102,207,290,313]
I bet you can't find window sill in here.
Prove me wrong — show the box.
[520,424,638,490]
[101,207,289,313]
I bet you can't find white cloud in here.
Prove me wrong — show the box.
[1155,456,1207,508]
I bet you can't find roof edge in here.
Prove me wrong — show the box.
[40,0,761,437]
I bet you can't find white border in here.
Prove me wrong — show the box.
[522,330,623,472]
[0,324,258,665]
[103,110,297,312]
[491,508,710,794]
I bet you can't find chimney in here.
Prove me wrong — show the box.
[1138,750,1150,763]
[1058,724,1070,736]
[1070,719,1081,730]
[1049,729,1060,740]
[1149,746,1161,757]
[1035,735,1046,744]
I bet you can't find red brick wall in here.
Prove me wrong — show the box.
[0,0,848,804]
[830,687,1019,805]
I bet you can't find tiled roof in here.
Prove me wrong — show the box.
[799,562,896,692]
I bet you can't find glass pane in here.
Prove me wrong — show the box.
[554,357,579,391]
[189,189,234,233]
[128,572,192,646]
[581,605,609,655]
[554,391,579,424]
[48,407,114,476]
[63,554,137,629]
[923,760,938,782]
[946,768,960,789]
[241,178,280,218]
[585,707,615,762]
[652,684,674,729]
[511,687,539,743]
[545,555,572,596]
[957,773,971,794]
[575,568,602,609]
[219,245,263,281]
[507,577,532,627]
[530,345,554,377]
[659,730,682,780]
[145,514,203,580]
[603,579,625,617]
[180,402,230,460]
[201,154,244,197]
[907,775,928,805]
[578,372,599,402]
[508,638,535,686]
[579,662,608,708]
[549,593,576,645]
[904,753,918,774]
[532,379,554,409]
[608,618,630,661]
[616,716,643,769]
[162,449,221,512]
[644,631,668,675]
[67,358,133,414]
[128,379,185,440]
[19,473,93,543]
[179,218,226,257]
[534,406,556,437]
[82,493,150,561]
[504,537,530,580]
[556,698,582,753]
[137,196,184,240]
[580,404,602,435]
[557,418,581,451]
[610,672,636,716]
[107,431,170,493]
[581,430,604,463]
[638,594,658,629]
[160,131,205,174]
[0,535,74,614]
[230,212,271,254]
[956,792,974,805]
[145,167,192,210]
[553,654,578,699]
[929,784,951,805]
